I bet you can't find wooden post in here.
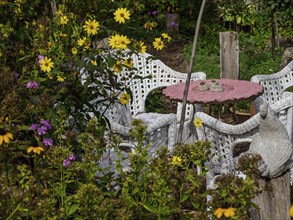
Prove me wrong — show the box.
[166,13,179,35]
[220,32,239,79]
[249,170,291,219]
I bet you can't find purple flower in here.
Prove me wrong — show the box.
[12,71,19,80]
[37,126,48,135]
[43,138,53,147]
[68,154,76,161]
[63,159,71,167]
[26,81,39,89]
[152,11,159,15]
[168,21,178,27]
[40,120,52,129]
[29,124,39,130]
[38,55,44,64]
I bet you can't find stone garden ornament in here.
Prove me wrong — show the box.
[245,102,293,178]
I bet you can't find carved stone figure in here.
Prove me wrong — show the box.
[247,102,293,178]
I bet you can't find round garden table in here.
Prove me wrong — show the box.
[163,78,264,121]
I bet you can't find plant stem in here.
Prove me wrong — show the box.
[178,0,206,143]
[7,202,22,220]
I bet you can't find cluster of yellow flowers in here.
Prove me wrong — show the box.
[214,207,236,219]
[109,34,131,50]
[27,146,44,155]
[33,6,170,98]
[171,156,182,166]
[144,21,157,31]
[0,23,14,40]
[153,33,172,50]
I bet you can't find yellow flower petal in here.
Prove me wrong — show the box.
[27,147,34,153]
[6,132,13,140]
[152,37,164,50]
[3,135,10,143]
[36,147,44,154]
[224,207,236,217]
[214,208,224,219]
[290,205,293,217]
[0,136,3,145]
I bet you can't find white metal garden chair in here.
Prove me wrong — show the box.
[81,51,206,154]
[193,94,293,188]
[107,52,206,150]
[250,60,292,105]
[93,51,206,178]
[250,60,293,140]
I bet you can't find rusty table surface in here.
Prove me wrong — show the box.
[163,79,264,105]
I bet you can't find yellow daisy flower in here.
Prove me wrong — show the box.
[38,24,44,32]
[39,57,54,73]
[119,92,131,105]
[114,8,131,24]
[224,207,236,217]
[77,37,86,46]
[0,129,13,145]
[113,60,122,73]
[71,47,78,55]
[161,33,172,42]
[83,19,100,35]
[137,41,147,54]
[27,146,44,155]
[91,60,97,66]
[108,34,120,49]
[123,58,133,68]
[144,21,157,31]
[59,15,69,25]
[193,118,203,128]
[108,34,131,50]
[59,33,67,38]
[171,156,182,166]
[83,40,91,50]
[117,35,131,50]
[47,42,53,47]
[57,75,65,82]
[47,73,53,79]
[152,37,164,50]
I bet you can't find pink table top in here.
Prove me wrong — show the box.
[163,79,263,104]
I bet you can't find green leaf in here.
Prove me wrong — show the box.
[68,204,79,216]
[18,54,32,61]
[181,193,190,203]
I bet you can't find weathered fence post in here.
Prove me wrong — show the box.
[240,102,292,219]
[166,13,179,34]
[220,32,239,79]
[249,170,291,219]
